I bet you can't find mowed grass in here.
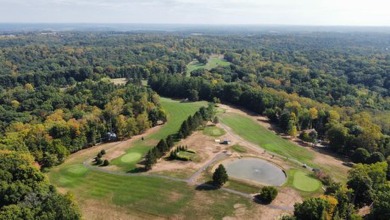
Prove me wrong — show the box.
[292,171,321,192]
[49,164,252,219]
[220,112,314,164]
[203,126,226,137]
[111,98,207,171]
[186,55,230,76]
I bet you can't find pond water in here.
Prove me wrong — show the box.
[224,157,286,186]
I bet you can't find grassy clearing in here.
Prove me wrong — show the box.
[220,112,314,165]
[110,98,207,171]
[231,144,247,153]
[203,126,226,137]
[186,55,230,76]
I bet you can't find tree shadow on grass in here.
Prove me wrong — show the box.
[127,167,147,173]
[195,181,219,191]
[253,195,272,205]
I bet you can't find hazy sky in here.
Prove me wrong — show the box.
[1,0,389,26]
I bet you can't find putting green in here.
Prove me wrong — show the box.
[121,152,142,163]
[293,171,321,192]
[67,164,88,175]
[203,126,226,137]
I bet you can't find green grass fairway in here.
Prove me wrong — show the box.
[66,164,89,175]
[292,171,321,192]
[120,152,142,163]
[111,98,207,171]
[220,112,314,164]
[186,55,230,76]
[203,126,226,137]
[49,164,252,219]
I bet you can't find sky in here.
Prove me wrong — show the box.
[1,0,389,26]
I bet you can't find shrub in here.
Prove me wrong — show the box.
[101,149,106,155]
[351,148,370,163]
[95,158,103,165]
[102,160,109,166]
[97,152,102,158]
[367,152,385,164]
[257,186,278,204]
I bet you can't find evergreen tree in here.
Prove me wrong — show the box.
[166,135,175,148]
[179,120,190,138]
[212,164,229,187]
[156,139,168,154]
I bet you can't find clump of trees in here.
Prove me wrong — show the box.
[94,149,107,166]
[212,164,228,187]
[178,104,215,139]
[0,150,81,219]
[256,186,278,204]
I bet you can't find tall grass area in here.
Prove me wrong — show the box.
[220,112,314,164]
[110,98,207,171]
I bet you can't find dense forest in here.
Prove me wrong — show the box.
[0,31,389,218]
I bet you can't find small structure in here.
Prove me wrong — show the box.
[106,132,117,141]
[220,140,231,145]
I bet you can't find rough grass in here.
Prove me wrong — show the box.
[203,126,226,137]
[110,98,207,171]
[231,144,247,153]
[220,112,314,164]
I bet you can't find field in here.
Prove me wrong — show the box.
[220,112,314,164]
[50,165,253,219]
[186,55,230,76]
[110,98,207,171]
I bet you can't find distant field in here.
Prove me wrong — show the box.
[186,55,230,76]
[110,98,207,171]
[220,112,314,164]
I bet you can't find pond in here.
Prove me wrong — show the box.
[223,157,286,186]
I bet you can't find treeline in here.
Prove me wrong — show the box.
[149,74,390,166]
[0,150,81,219]
[0,79,166,169]
[144,104,215,170]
